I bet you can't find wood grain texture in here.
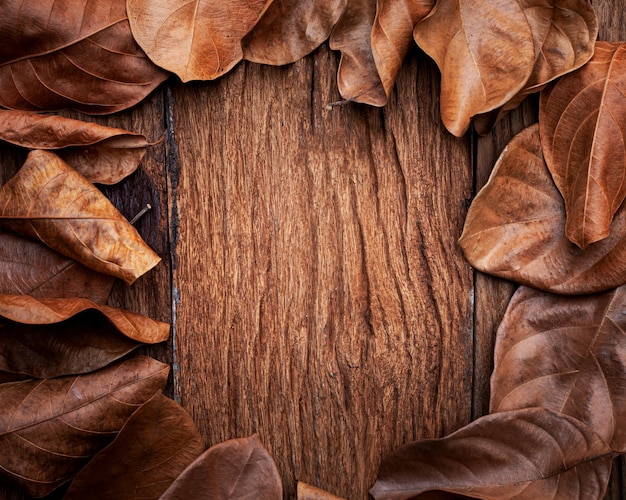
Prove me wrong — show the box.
[169,47,473,498]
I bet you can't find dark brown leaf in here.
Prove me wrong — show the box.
[540,41,626,248]
[0,110,157,185]
[0,231,113,302]
[0,294,169,378]
[459,124,626,294]
[0,356,169,497]
[0,150,161,284]
[414,0,536,136]
[127,0,267,82]
[65,392,204,499]
[0,0,168,114]
[160,434,283,499]
[370,408,614,500]
[490,285,626,452]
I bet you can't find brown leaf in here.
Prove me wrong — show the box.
[459,124,626,294]
[490,285,626,452]
[0,231,113,302]
[473,0,598,134]
[0,0,168,114]
[242,0,347,65]
[0,110,157,185]
[160,434,283,499]
[127,0,267,82]
[371,0,434,98]
[0,150,160,284]
[329,1,387,106]
[414,0,535,136]
[298,481,346,499]
[540,42,626,248]
[0,294,169,378]
[370,408,614,500]
[0,356,169,497]
[65,392,204,500]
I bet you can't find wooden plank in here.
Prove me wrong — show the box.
[169,47,474,498]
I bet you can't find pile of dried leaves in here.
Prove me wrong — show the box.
[0,0,624,499]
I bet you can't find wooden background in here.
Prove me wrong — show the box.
[1,1,625,498]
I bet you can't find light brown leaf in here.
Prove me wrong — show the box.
[0,150,160,284]
[0,356,169,497]
[242,0,347,65]
[0,294,169,378]
[459,124,626,294]
[0,231,113,302]
[0,110,157,185]
[490,285,626,451]
[370,408,614,500]
[414,0,535,136]
[298,481,346,499]
[160,434,283,499]
[540,41,626,248]
[371,0,434,97]
[0,0,168,114]
[65,392,204,499]
[127,0,267,82]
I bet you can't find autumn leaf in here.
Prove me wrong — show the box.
[0,356,169,497]
[370,408,614,499]
[0,150,160,285]
[160,434,283,499]
[298,481,346,499]
[0,110,157,185]
[0,0,168,114]
[540,42,626,248]
[414,0,535,136]
[459,124,626,294]
[0,294,169,378]
[127,0,267,82]
[64,391,204,499]
[0,231,114,302]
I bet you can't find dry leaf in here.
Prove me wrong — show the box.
[127,0,267,82]
[414,0,535,136]
[0,294,169,378]
[160,434,283,499]
[329,1,387,106]
[370,407,614,500]
[0,0,168,114]
[65,391,204,499]
[0,150,160,284]
[371,0,434,98]
[0,356,169,497]
[490,285,626,452]
[0,110,157,185]
[459,124,626,294]
[0,231,113,302]
[473,0,598,134]
[540,42,626,248]
[243,0,347,65]
[298,481,346,499]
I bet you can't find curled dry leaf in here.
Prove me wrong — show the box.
[0,231,113,303]
[65,392,204,500]
[459,124,626,294]
[160,433,283,499]
[414,0,535,136]
[540,42,626,249]
[0,150,160,284]
[298,481,346,499]
[0,356,169,497]
[473,0,598,135]
[0,110,157,185]
[370,408,614,500]
[0,0,168,114]
[0,294,169,378]
[243,0,347,65]
[127,0,267,82]
[491,285,626,452]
